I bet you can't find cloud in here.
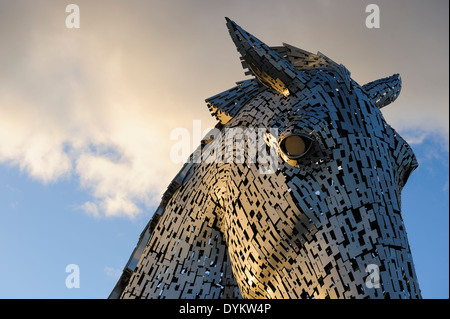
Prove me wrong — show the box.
[0,29,188,217]
[104,266,122,279]
[0,2,215,218]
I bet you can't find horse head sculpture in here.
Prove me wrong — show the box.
[110,19,420,299]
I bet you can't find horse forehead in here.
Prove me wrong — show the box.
[232,70,376,134]
[235,89,330,126]
[231,90,292,127]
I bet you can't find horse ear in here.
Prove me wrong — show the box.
[205,79,260,124]
[226,18,309,97]
[362,74,402,109]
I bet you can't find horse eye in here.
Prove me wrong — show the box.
[279,134,313,159]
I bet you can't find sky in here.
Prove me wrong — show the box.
[0,0,448,299]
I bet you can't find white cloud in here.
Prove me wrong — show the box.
[80,201,100,218]
[0,3,209,218]
[104,266,122,279]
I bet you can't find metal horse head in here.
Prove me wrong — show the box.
[111,19,420,299]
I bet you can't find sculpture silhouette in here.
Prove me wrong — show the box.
[110,18,421,299]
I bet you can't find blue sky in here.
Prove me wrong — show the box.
[0,0,448,299]
[0,164,151,298]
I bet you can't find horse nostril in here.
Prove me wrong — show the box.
[279,134,313,159]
